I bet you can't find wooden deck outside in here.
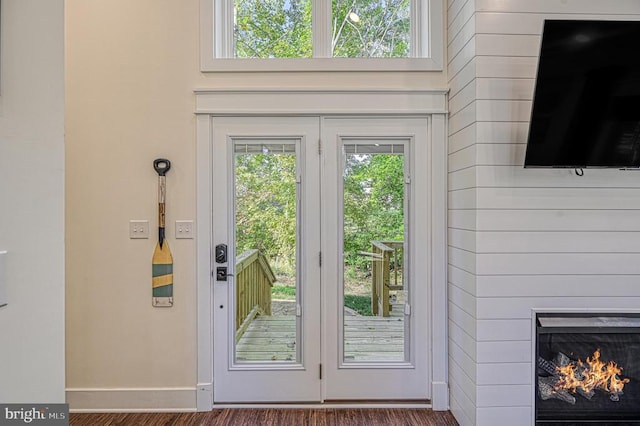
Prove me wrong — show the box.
[236,304,405,362]
[233,247,407,363]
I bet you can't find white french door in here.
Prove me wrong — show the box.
[322,117,430,400]
[212,117,322,403]
[211,116,430,403]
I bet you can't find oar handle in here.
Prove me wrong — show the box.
[154,158,171,247]
[154,159,171,176]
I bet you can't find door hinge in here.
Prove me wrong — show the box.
[404,303,411,316]
[318,139,322,155]
[319,251,322,267]
[319,363,323,380]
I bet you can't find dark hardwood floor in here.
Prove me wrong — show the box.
[70,408,459,425]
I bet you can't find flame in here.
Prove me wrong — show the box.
[554,349,630,395]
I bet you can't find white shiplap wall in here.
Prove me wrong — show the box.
[447,1,640,425]
[447,0,478,425]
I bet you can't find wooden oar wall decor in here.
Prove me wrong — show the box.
[152,158,173,307]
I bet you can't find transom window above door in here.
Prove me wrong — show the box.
[200,0,443,71]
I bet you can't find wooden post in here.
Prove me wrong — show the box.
[369,241,403,317]
[382,249,391,317]
[371,243,379,316]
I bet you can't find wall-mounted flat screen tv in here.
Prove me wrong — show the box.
[524,20,640,169]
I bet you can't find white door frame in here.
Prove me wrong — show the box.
[194,89,449,410]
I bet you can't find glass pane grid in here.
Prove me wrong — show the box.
[234,143,297,154]
[343,143,405,154]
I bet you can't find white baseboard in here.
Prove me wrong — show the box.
[66,387,197,412]
[66,385,445,412]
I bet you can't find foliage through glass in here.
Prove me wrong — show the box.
[234,0,411,59]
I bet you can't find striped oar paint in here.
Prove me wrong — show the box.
[152,242,173,297]
[152,158,173,307]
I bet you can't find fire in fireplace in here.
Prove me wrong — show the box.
[536,313,640,424]
[539,349,630,404]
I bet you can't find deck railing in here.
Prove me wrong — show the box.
[235,249,276,342]
[371,240,404,317]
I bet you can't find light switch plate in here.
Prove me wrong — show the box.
[176,220,194,239]
[129,220,149,239]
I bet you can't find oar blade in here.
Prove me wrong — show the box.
[152,240,173,307]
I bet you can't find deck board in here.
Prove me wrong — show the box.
[236,314,405,362]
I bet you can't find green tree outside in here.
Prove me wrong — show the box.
[235,152,297,277]
[234,0,410,58]
[343,153,404,271]
[235,147,405,315]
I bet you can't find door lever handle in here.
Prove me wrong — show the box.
[215,267,234,281]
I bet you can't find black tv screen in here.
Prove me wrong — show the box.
[524,20,640,169]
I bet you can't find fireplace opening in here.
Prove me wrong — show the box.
[536,313,640,424]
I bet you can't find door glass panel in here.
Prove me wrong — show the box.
[233,140,300,363]
[342,141,407,362]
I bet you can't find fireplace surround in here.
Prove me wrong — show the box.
[536,313,640,424]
